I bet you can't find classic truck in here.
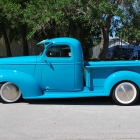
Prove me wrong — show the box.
[0,37,140,105]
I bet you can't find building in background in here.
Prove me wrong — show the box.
[89,37,131,59]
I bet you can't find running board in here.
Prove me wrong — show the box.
[23,90,107,99]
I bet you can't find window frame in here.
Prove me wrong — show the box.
[46,44,72,58]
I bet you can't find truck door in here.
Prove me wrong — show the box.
[42,43,75,91]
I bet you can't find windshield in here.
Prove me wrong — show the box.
[35,42,51,55]
[35,44,44,55]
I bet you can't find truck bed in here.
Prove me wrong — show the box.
[85,60,140,92]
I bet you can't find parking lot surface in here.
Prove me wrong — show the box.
[0,97,140,140]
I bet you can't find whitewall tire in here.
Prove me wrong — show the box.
[0,82,22,103]
[112,82,139,105]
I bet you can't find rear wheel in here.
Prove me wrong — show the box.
[0,82,22,103]
[112,82,139,105]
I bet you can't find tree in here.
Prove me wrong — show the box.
[87,0,136,59]
[47,0,136,59]
[1,0,138,59]
[117,12,140,46]
[0,0,55,56]
[0,0,31,56]
[0,0,12,56]
[4,0,30,55]
[23,0,98,45]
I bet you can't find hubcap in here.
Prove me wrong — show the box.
[0,82,21,102]
[115,82,137,104]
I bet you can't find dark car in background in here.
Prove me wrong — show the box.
[107,45,140,60]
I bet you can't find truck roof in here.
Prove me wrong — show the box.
[37,37,80,46]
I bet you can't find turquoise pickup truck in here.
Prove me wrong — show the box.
[0,37,139,105]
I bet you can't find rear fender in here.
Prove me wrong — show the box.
[0,70,42,98]
[104,71,140,96]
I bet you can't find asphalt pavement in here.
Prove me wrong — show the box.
[0,97,140,140]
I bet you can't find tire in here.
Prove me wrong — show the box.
[112,81,139,105]
[0,82,22,103]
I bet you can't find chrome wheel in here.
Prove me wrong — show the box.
[0,82,21,103]
[112,82,139,105]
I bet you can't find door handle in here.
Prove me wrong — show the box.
[48,63,54,70]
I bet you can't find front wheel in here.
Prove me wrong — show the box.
[0,82,22,103]
[112,82,139,105]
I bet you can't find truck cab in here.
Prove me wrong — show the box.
[37,38,84,92]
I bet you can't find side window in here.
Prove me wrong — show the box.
[46,45,71,57]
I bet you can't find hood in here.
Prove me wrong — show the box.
[0,56,37,64]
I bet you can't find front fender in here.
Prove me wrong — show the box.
[104,71,140,96]
[0,70,42,98]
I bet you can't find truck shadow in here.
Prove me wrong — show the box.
[21,97,140,106]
